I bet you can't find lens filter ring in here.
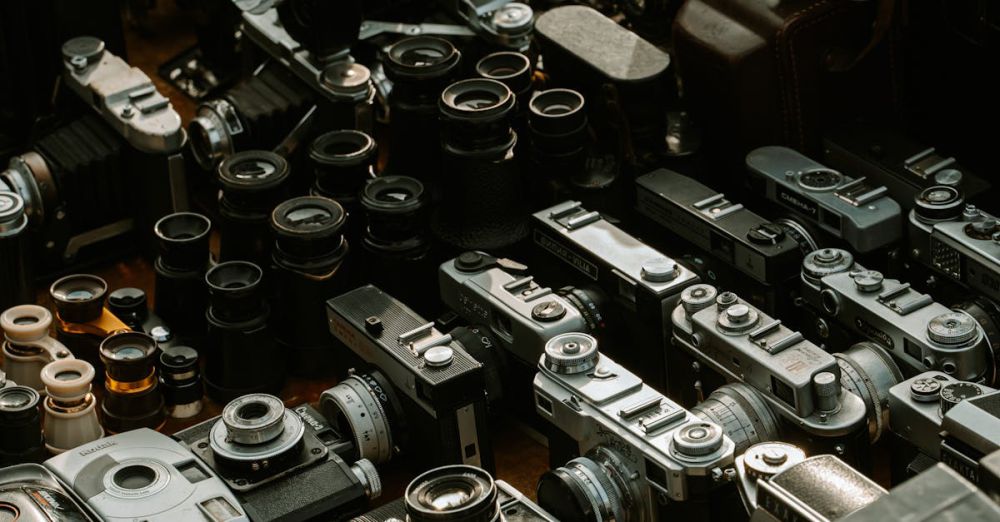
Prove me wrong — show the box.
[320,374,395,464]
[405,465,497,522]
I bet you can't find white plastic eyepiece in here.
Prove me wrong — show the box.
[41,359,95,401]
[1,305,53,343]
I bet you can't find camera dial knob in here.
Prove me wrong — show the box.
[934,169,963,187]
[927,312,979,345]
[672,422,724,457]
[802,248,854,280]
[640,257,679,283]
[742,442,806,481]
[939,382,984,415]
[910,377,943,403]
[61,36,105,70]
[914,186,964,222]
[717,303,760,335]
[492,3,534,35]
[851,270,884,292]
[543,333,599,375]
[747,223,786,246]
[716,291,738,310]
[350,458,383,500]
[681,284,718,315]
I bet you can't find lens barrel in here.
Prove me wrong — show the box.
[153,212,212,340]
[218,150,291,265]
[405,465,499,522]
[50,274,108,324]
[310,130,377,208]
[204,261,283,402]
[98,331,165,433]
[159,345,203,419]
[0,385,44,465]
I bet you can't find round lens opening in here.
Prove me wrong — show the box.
[376,188,413,203]
[113,465,157,490]
[285,206,333,227]
[207,262,262,291]
[55,370,82,381]
[424,481,475,511]
[232,160,276,181]
[156,213,210,242]
[0,390,32,409]
[237,401,270,421]
[112,346,146,361]
[400,47,445,67]
[453,90,501,111]
[12,316,38,325]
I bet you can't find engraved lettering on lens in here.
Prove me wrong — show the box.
[854,316,895,349]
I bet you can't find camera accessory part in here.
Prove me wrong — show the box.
[189,60,313,170]
[153,212,212,340]
[270,196,349,376]
[732,441,806,513]
[98,331,165,433]
[217,150,290,264]
[444,0,534,50]
[692,383,782,456]
[361,175,429,260]
[476,52,532,105]
[309,130,376,211]
[159,346,203,419]
[433,78,526,251]
[532,200,700,395]
[174,397,380,521]
[636,168,807,296]
[204,261,283,402]
[439,252,605,366]
[1,304,74,392]
[40,358,103,454]
[747,146,903,253]
[49,274,131,373]
[800,248,991,382]
[44,428,249,522]
[320,371,400,465]
[834,342,903,443]
[673,286,868,438]
[108,287,174,347]
[751,454,886,521]
[0,464,99,520]
[326,285,495,472]
[0,191,32,311]
[0,385,44,465]
[908,188,1000,305]
[823,124,991,212]
[534,335,735,520]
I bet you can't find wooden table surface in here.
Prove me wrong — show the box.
[49,2,551,508]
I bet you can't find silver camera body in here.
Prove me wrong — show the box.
[439,252,594,366]
[671,285,868,440]
[44,428,249,522]
[800,248,992,382]
[908,186,1000,304]
[534,332,735,516]
[746,146,902,253]
[0,464,99,521]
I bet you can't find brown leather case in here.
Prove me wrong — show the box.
[673,0,901,165]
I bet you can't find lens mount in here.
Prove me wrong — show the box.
[41,359,94,401]
[49,274,108,323]
[320,372,397,464]
[1,305,52,343]
[218,150,290,193]
[386,36,461,80]
[405,465,497,522]
[440,79,515,123]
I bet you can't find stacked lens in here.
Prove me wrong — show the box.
[153,212,212,341]
[309,130,376,241]
[99,331,165,433]
[217,151,290,265]
[49,274,130,372]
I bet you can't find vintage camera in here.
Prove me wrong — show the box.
[0,464,99,520]
[533,332,736,520]
[0,191,32,310]
[672,285,874,464]
[531,200,700,397]
[45,428,250,522]
[322,285,496,472]
[799,247,994,383]
[352,465,557,522]
[888,371,1000,483]
[0,36,187,271]
[823,123,991,211]
[1,304,74,393]
[907,185,1000,305]
[174,394,381,521]
[636,168,810,315]
[746,146,903,254]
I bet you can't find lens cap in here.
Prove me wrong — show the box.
[218,150,290,192]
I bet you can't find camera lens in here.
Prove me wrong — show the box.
[914,185,965,222]
[154,212,212,272]
[405,465,498,522]
[205,261,265,322]
[99,331,158,384]
[835,342,903,443]
[271,196,347,260]
[49,274,108,323]
[476,52,532,103]
[530,89,587,139]
[40,358,104,453]
[210,393,305,474]
[439,79,516,150]
[309,130,376,203]
[159,346,203,419]
[692,382,782,456]
[107,287,151,330]
[218,150,291,264]
[557,286,608,332]
[386,36,462,80]
[537,447,637,522]
[361,176,427,248]
[320,371,401,464]
[0,385,43,465]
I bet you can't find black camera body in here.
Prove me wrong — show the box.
[325,285,495,472]
[174,400,376,522]
[636,169,807,316]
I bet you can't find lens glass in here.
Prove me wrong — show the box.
[424,481,475,510]
[237,401,270,421]
[0,389,33,409]
[66,289,94,301]
[232,160,276,181]
[926,189,954,203]
[55,370,83,381]
[110,345,146,361]
[400,47,446,67]
[376,187,413,203]
[454,90,501,111]
[113,465,157,490]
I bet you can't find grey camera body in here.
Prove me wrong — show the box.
[44,428,249,522]
[534,340,735,510]
[439,254,591,366]
[0,463,99,521]
[326,285,494,472]
[532,200,700,394]
[352,480,556,522]
[746,146,902,253]
[908,201,1000,304]
[672,285,868,438]
[800,248,991,382]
